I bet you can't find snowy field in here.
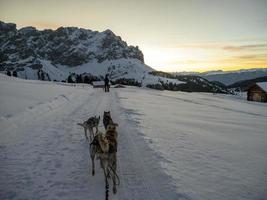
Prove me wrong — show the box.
[118,89,267,200]
[0,74,266,200]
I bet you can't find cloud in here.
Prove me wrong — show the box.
[172,43,221,49]
[172,42,267,52]
[222,44,267,51]
[236,54,267,61]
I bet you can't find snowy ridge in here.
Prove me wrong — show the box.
[175,68,267,86]
[201,68,267,85]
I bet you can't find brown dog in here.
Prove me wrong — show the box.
[90,122,119,198]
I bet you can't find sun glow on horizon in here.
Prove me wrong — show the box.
[142,44,267,72]
[142,46,212,71]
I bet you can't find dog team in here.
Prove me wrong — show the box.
[77,111,119,200]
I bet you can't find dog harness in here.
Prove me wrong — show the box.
[91,135,116,154]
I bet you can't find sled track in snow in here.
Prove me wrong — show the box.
[0,89,181,200]
[111,91,184,200]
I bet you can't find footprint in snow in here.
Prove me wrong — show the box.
[55,163,62,168]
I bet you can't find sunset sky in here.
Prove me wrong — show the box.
[1,0,267,72]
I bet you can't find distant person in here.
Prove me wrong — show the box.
[104,74,110,92]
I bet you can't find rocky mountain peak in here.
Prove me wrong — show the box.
[0,21,16,32]
[0,21,144,69]
[18,26,37,35]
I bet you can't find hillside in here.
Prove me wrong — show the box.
[227,76,267,91]
[149,71,229,93]
[200,69,267,85]
[174,69,267,86]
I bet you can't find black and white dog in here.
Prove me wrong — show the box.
[103,111,113,130]
[77,116,100,141]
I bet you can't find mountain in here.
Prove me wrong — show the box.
[0,21,229,93]
[149,71,229,93]
[174,69,267,86]
[0,21,162,83]
[227,76,267,91]
[0,21,144,65]
[199,69,267,86]
[0,21,145,77]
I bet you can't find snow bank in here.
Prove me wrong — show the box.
[0,74,82,117]
[0,74,93,144]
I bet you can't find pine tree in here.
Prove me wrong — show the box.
[84,76,89,84]
[67,75,74,83]
[76,74,82,83]
[12,71,17,77]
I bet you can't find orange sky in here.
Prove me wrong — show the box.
[1,0,267,72]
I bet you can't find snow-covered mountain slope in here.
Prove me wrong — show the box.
[227,76,267,91]
[1,74,266,200]
[178,68,267,86]
[149,71,229,93]
[58,58,183,86]
[202,68,267,86]
[0,21,182,86]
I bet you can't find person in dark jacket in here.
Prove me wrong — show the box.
[104,74,110,92]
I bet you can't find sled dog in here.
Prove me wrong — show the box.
[103,111,113,130]
[77,116,100,140]
[90,122,119,199]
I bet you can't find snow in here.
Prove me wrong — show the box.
[256,82,267,92]
[0,74,77,117]
[56,58,183,86]
[40,60,68,81]
[1,74,266,200]
[118,89,267,200]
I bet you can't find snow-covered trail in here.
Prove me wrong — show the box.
[0,87,179,200]
[1,74,266,200]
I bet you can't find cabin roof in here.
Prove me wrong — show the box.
[92,81,104,86]
[256,82,267,92]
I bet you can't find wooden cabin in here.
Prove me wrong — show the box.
[92,81,105,88]
[247,82,267,102]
